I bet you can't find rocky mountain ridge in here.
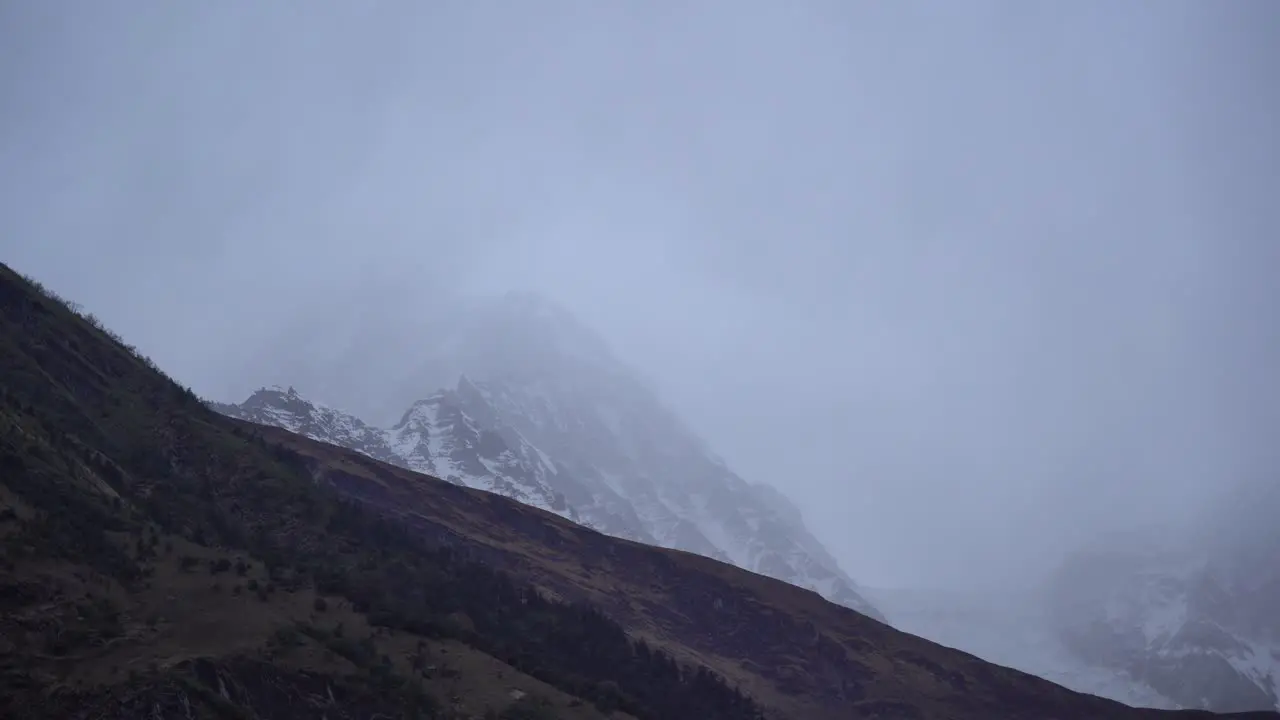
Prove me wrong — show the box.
[213,291,883,621]
[212,375,883,621]
[211,382,578,522]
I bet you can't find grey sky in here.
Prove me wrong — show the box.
[2,1,1277,589]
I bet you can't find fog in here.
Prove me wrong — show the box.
[2,1,1277,590]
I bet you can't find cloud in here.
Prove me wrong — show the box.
[2,0,1276,589]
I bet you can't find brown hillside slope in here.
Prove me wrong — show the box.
[0,262,1273,720]
[254,420,1280,720]
[0,264,747,720]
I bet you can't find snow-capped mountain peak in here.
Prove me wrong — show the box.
[212,294,884,622]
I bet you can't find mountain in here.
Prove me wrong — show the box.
[0,266,759,720]
[867,516,1280,715]
[7,262,1280,719]
[866,585,1180,710]
[1044,521,1280,713]
[209,383,581,523]
[212,291,883,621]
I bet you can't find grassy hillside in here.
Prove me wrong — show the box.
[0,262,1275,720]
[0,264,757,720]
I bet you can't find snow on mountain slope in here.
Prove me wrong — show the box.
[211,291,884,622]
[1046,539,1280,713]
[211,385,582,524]
[863,490,1280,714]
[406,292,884,621]
[866,586,1179,710]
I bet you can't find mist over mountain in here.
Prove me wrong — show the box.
[212,289,1280,712]
[213,291,884,621]
[865,585,1180,710]
[3,1,1278,716]
[868,490,1280,713]
[1039,483,1280,712]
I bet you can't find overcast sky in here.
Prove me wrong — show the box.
[2,1,1277,589]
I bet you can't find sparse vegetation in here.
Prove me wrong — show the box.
[0,264,763,719]
[500,693,560,720]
